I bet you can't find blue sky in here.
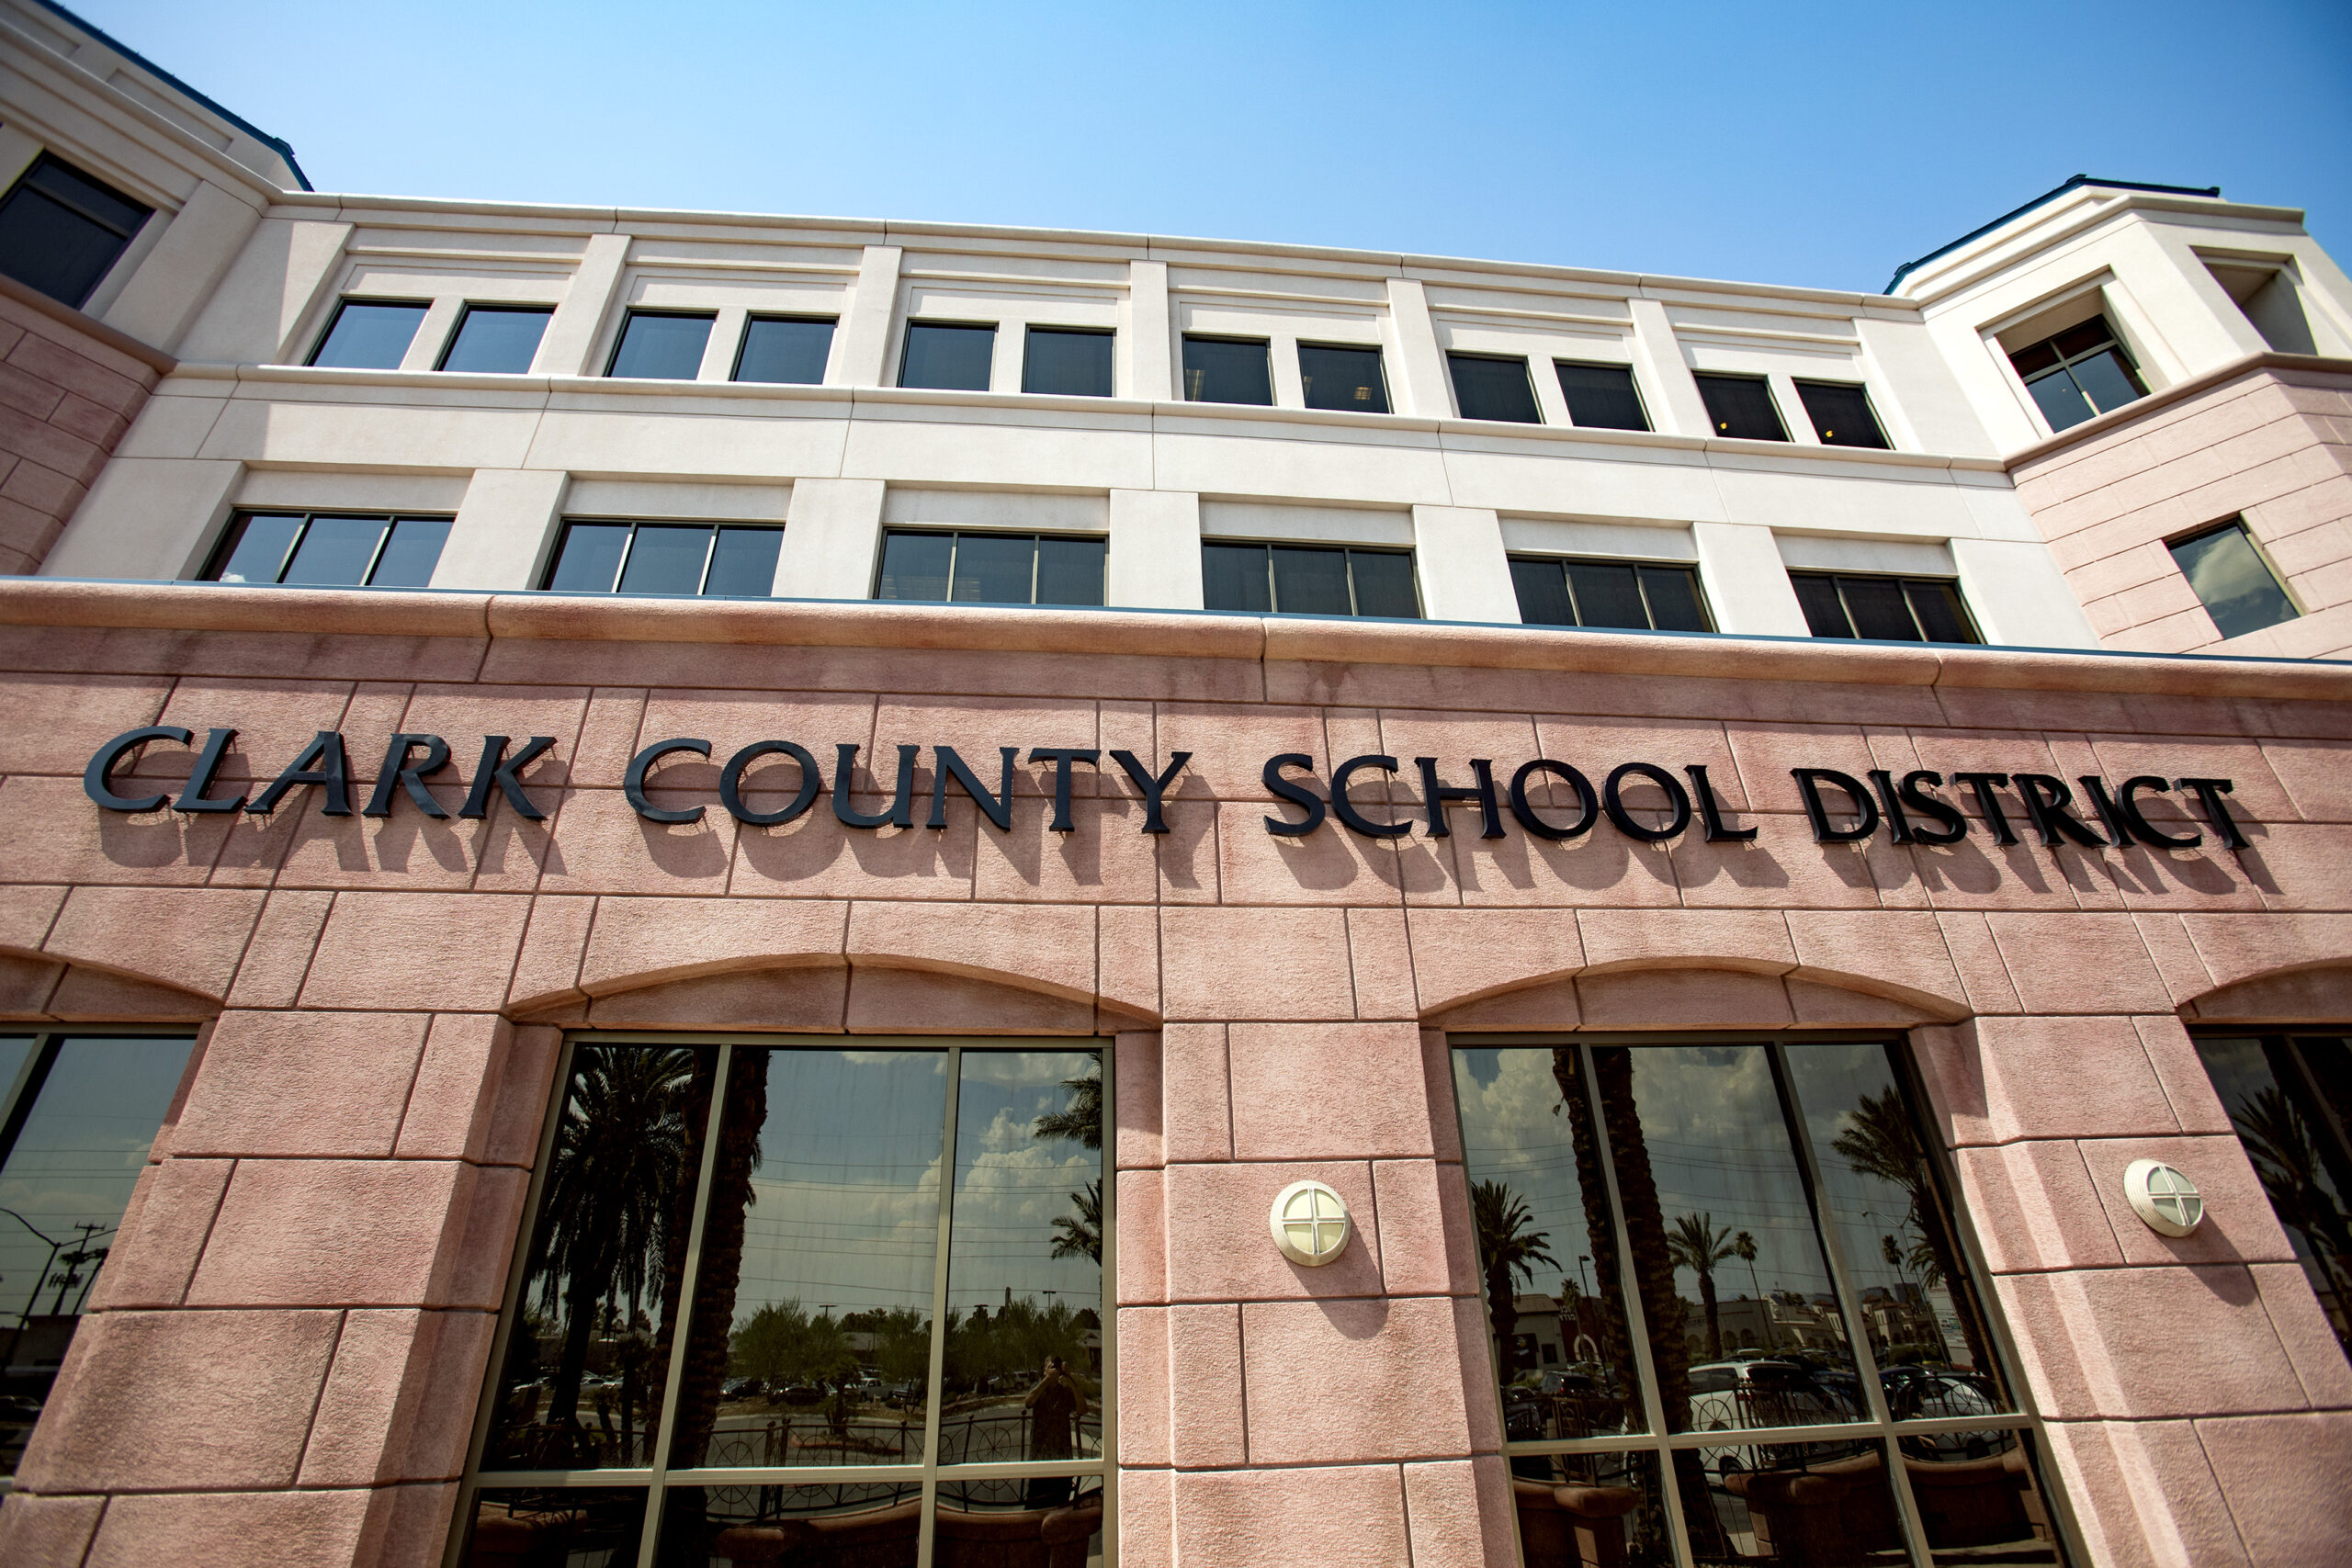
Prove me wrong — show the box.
[77,0,2352,295]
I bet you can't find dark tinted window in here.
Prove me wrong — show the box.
[543,521,782,597]
[204,513,452,588]
[1298,344,1389,413]
[308,300,429,369]
[607,311,714,379]
[899,322,995,391]
[0,1032,197,1480]
[2169,519,2299,640]
[1200,542,1419,617]
[1792,571,1980,644]
[0,155,150,308]
[1510,557,1712,632]
[1554,361,1649,431]
[2008,313,2145,433]
[1694,373,1787,440]
[874,531,1104,606]
[1023,327,1114,397]
[733,316,834,384]
[1182,336,1272,405]
[1447,353,1542,423]
[1795,380,1890,448]
[438,306,553,374]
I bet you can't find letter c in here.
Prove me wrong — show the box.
[625,737,712,823]
[84,726,192,812]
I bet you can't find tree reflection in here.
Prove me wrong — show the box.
[1667,1213,1736,1360]
[1829,1085,1996,1377]
[1473,1179,1559,1378]
[1588,1048,1691,1421]
[2233,1084,2352,1332]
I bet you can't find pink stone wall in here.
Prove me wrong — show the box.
[2011,364,2352,660]
[0,279,166,577]
[0,586,2345,1568]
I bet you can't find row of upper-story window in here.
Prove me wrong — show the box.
[200,506,2308,647]
[307,292,1900,448]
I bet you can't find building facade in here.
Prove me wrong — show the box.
[0,4,2349,1565]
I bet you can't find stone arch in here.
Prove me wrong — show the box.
[0,946,220,1023]
[514,956,1152,1035]
[2181,962,2352,1026]
[1426,958,1969,1033]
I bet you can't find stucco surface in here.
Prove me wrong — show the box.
[0,589,2343,1568]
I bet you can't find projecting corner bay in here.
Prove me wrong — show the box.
[78,726,2251,857]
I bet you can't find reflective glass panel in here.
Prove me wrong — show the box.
[1694,375,1787,441]
[1638,566,1712,633]
[0,1036,29,1100]
[1453,1046,1647,1438]
[703,528,782,599]
[309,301,428,369]
[934,1474,1103,1554]
[900,323,995,391]
[656,1480,922,1566]
[1201,542,1272,613]
[1271,546,1351,615]
[209,513,303,584]
[1795,381,1889,449]
[0,1035,197,1477]
[1782,1042,2013,1410]
[464,1487,647,1568]
[1591,1043,1862,1433]
[1904,579,1979,644]
[2025,368,2096,433]
[441,306,552,374]
[1449,353,1543,423]
[671,1048,946,1470]
[548,524,632,593]
[950,533,1036,604]
[1555,362,1650,432]
[0,158,149,307]
[1510,558,1575,627]
[2170,523,2299,640]
[2194,1034,2352,1354]
[369,517,450,588]
[1035,536,1107,606]
[876,531,954,602]
[735,316,834,384]
[1841,577,1921,642]
[280,515,387,587]
[609,312,715,379]
[1902,1427,2064,1564]
[482,1045,714,1470]
[942,1050,1103,1468]
[1181,335,1272,404]
[1023,327,1114,397]
[1349,549,1420,618]
[616,525,714,596]
[1792,575,1853,638]
[1673,1441,1909,1566]
[2069,348,2144,415]
[1565,561,1647,629]
[1298,343,1389,413]
[1510,1450,1673,1568]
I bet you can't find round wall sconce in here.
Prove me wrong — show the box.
[1270,1179,1352,1267]
[2123,1159,2205,1237]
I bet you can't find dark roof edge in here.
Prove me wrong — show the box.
[28,0,311,191]
[1883,175,2221,294]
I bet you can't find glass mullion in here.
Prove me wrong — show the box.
[944,533,960,605]
[1575,1041,1692,1568]
[356,519,394,587]
[1561,560,1584,627]
[447,1038,579,1567]
[694,528,719,596]
[2281,1036,2352,1153]
[1098,1046,1118,1568]
[917,1044,964,1567]
[1770,1041,1933,1568]
[608,525,639,594]
[1028,536,1041,606]
[0,1032,59,1168]
[635,1042,735,1568]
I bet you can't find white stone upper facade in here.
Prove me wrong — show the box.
[10,0,2350,653]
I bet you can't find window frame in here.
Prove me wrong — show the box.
[2165,516,2301,640]
[541,518,786,599]
[871,528,1109,607]
[1790,570,1984,645]
[1507,553,1713,633]
[2007,313,2148,434]
[1445,351,1544,424]
[1020,324,1116,398]
[435,303,556,374]
[1179,333,1275,406]
[605,309,719,381]
[730,313,839,385]
[448,1031,1117,1568]
[1295,340,1392,415]
[1450,1029,2084,1568]
[898,320,1000,392]
[199,510,455,589]
[1552,359,1652,433]
[1200,539,1422,619]
[1692,371,1790,442]
[306,297,433,369]
[0,152,153,309]
[1792,378,1893,450]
